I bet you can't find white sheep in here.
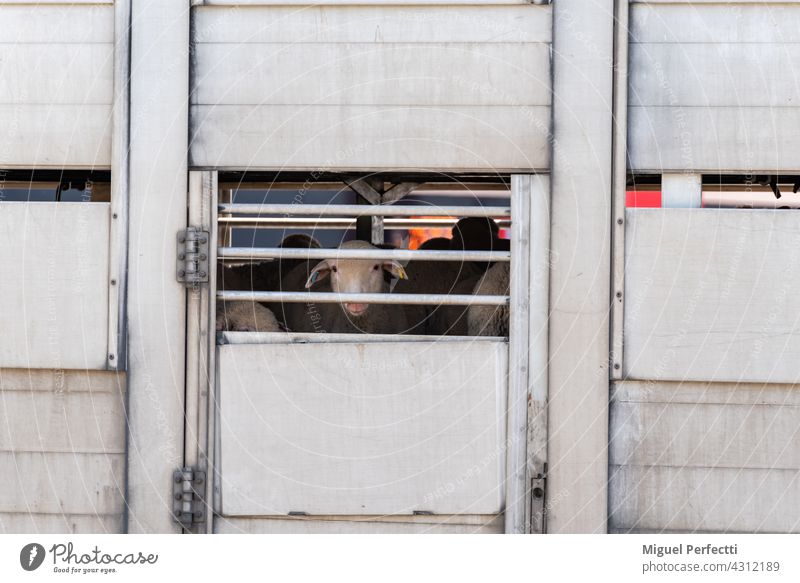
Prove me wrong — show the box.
[277,240,410,334]
[216,301,283,332]
[467,261,510,336]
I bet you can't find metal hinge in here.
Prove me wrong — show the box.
[172,467,207,532]
[177,228,209,286]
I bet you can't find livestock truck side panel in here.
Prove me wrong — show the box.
[610,0,800,533]
[0,0,128,534]
[7,0,800,537]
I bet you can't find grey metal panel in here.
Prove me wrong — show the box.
[218,341,508,516]
[630,44,800,107]
[609,465,800,533]
[0,451,125,515]
[196,3,547,35]
[191,104,550,171]
[0,4,114,167]
[190,4,551,171]
[628,3,800,172]
[0,203,110,370]
[629,106,800,173]
[0,513,123,534]
[610,381,800,533]
[624,209,800,384]
[215,515,503,534]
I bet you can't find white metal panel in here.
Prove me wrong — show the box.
[0,4,114,167]
[218,341,508,516]
[0,513,123,534]
[0,44,113,104]
[0,105,112,168]
[629,106,800,173]
[0,451,124,515]
[0,368,126,533]
[194,5,550,43]
[192,104,549,171]
[633,0,796,4]
[630,44,800,108]
[613,379,800,407]
[193,43,549,106]
[631,3,800,43]
[609,465,800,533]
[611,402,800,470]
[0,0,112,3]
[0,392,125,454]
[190,4,551,171]
[611,379,800,532]
[628,4,800,172]
[203,0,532,5]
[0,203,110,370]
[624,209,800,384]
[0,5,113,43]
[215,515,503,534]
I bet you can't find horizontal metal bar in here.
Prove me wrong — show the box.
[218,291,509,306]
[219,203,510,218]
[219,331,507,344]
[218,217,512,229]
[218,247,511,262]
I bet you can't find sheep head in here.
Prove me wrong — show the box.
[305,240,407,317]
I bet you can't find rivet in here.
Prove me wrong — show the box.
[613,363,620,370]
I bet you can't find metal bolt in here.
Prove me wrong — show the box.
[194,475,204,485]
[613,363,620,370]
[198,272,207,278]
[198,237,207,244]
[178,269,185,277]
[178,253,185,260]
[175,493,182,501]
[532,487,544,499]
[178,236,186,243]
[199,254,207,261]
[112,213,118,219]
[110,279,117,286]
[174,475,182,484]
[617,218,623,225]
[194,511,204,520]
[615,291,622,299]
[108,354,115,361]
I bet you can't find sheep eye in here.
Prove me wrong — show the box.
[372,264,379,271]
[331,266,338,273]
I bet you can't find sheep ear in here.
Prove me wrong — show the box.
[382,260,407,280]
[305,260,331,288]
